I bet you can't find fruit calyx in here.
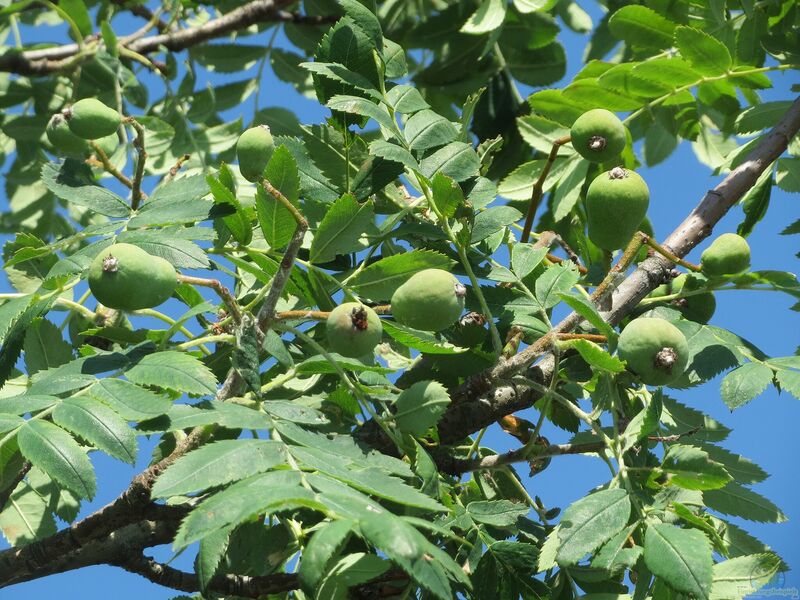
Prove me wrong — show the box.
[454,282,467,298]
[102,254,120,273]
[608,166,628,180]
[588,135,606,151]
[350,305,370,331]
[654,347,679,372]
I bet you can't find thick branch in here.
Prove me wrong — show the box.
[117,555,299,597]
[0,0,299,75]
[360,96,800,454]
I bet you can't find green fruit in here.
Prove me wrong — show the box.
[391,269,466,332]
[237,125,275,182]
[448,312,488,348]
[325,302,382,358]
[586,167,650,250]
[92,132,118,158]
[701,233,750,277]
[618,317,689,386]
[65,98,121,139]
[570,109,627,162]
[46,113,91,157]
[665,274,716,324]
[88,243,177,311]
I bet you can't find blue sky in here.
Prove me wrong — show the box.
[1,4,799,599]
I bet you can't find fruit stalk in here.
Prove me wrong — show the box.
[176,274,243,325]
[88,141,132,188]
[641,235,701,272]
[520,135,571,244]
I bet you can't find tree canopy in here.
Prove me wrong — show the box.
[0,1,798,598]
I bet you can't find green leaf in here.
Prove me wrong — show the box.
[289,446,443,511]
[674,26,732,76]
[393,380,451,435]
[552,158,589,222]
[205,173,252,247]
[419,142,481,182]
[368,140,419,170]
[704,482,788,523]
[608,5,677,49]
[591,524,640,571]
[560,339,625,373]
[358,511,454,600]
[295,354,392,375]
[382,320,466,355]
[327,95,396,132]
[430,172,464,218]
[404,110,459,151]
[662,445,732,490]
[470,206,523,243]
[40,162,130,218]
[338,0,382,49]
[349,250,454,301]
[88,378,172,421]
[644,120,679,167]
[536,263,580,310]
[17,420,96,500]
[52,396,137,464]
[300,61,381,99]
[256,145,301,249]
[174,471,324,549]
[189,43,267,72]
[128,174,212,228]
[461,0,507,35]
[299,519,355,594]
[385,85,429,114]
[516,115,573,154]
[511,244,548,279]
[311,194,375,263]
[23,318,72,375]
[776,157,800,193]
[116,230,211,269]
[0,481,57,546]
[711,553,784,600]
[498,157,572,200]
[151,439,287,498]
[126,351,217,396]
[263,401,328,426]
[632,57,701,89]
[734,101,793,135]
[466,500,528,526]
[720,363,773,409]
[737,169,772,238]
[557,293,618,343]
[557,488,631,565]
[196,526,232,593]
[699,444,768,485]
[644,523,712,600]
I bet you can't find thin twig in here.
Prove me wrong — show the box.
[126,118,148,209]
[176,274,243,325]
[590,233,646,303]
[556,333,607,343]
[641,234,702,272]
[88,142,132,188]
[166,153,191,181]
[520,136,571,243]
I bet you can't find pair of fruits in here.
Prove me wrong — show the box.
[325,269,466,358]
[570,110,650,251]
[236,125,275,182]
[47,98,122,158]
[88,243,177,311]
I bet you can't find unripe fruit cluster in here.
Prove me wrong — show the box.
[88,244,177,311]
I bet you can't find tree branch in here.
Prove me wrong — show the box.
[359,95,800,455]
[0,0,300,75]
[116,555,299,597]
